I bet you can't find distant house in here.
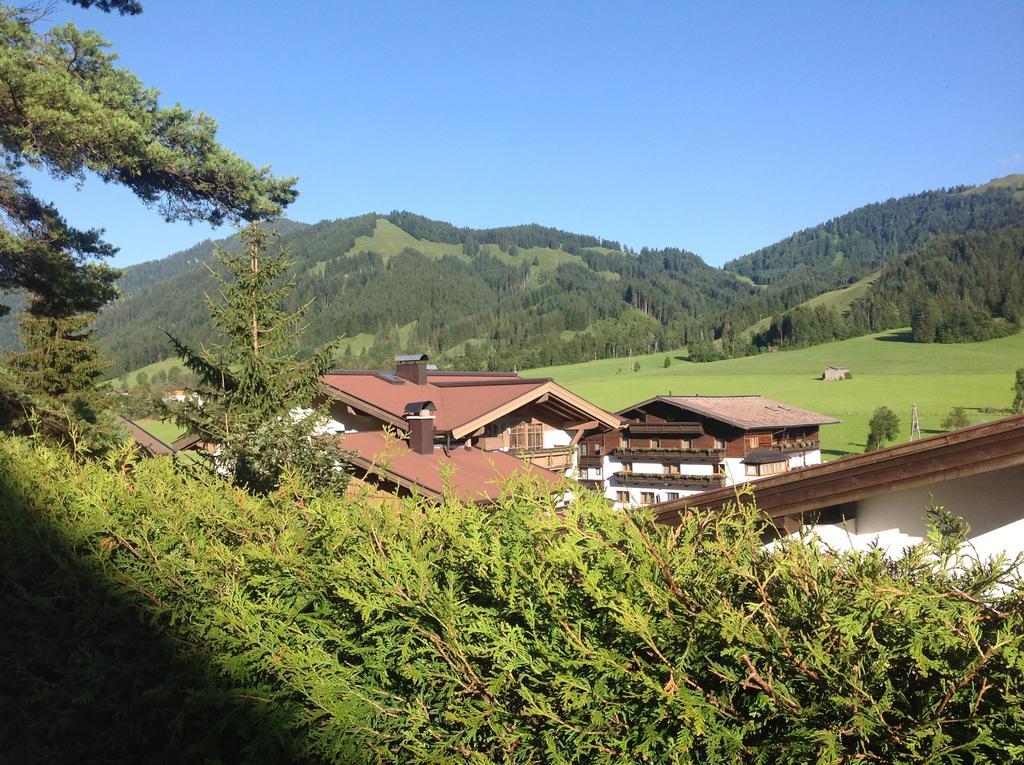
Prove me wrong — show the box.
[315,354,623,504]
[651,414,1024,561]
[577,395,839,508]
[822,366,850,381]
[118,416,175,456]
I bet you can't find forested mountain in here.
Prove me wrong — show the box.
[94,213,755,375]
[5,176,1020,377]
[725,177,1024,293]
[751,227,1024,349]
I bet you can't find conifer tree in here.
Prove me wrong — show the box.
[7,312,106,401]
[168,223,348,495]
[0,0,296,317]
[0,303,120,454]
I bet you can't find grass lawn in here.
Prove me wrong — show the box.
[133,418,185,446]
[527,329,1024,459]
[108,357,188,389]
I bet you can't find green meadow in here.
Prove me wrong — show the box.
[528,328,1024,459]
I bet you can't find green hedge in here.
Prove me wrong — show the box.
[1,436,1023,763]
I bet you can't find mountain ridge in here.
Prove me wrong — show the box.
[3,175,1021,376]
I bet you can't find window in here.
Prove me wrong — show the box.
[509,422,543,450]
[579,443,588,456]
[484,421,504,438]
[666,492,680,501]
[746,433,771,449]
[615,491,630,504]
[745,461,788,477]
[621,438,630,448]
[667,464,680,475]
[620,461,632,473]
[651,437,660,448]
[714,437,725,449]
[640,492,656,505]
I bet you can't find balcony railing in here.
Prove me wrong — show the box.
[768,439,820,454]
[613,447,724,463]
[627,422,703,435]
[578,454,603,469]
[514,446,574,471]
[612,471,725,490]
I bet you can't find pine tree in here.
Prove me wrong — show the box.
[6,313,106,400]
[168,223,348,495]
[0,306,121,454]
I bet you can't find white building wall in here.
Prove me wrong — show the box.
[543,428,572,449]
[721,457,747,485]
[799,464,1024,562]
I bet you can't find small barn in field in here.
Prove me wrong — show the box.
[822,366,850,381]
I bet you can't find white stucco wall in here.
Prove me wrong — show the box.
[799,464,1024,562]
[543,428,572,449]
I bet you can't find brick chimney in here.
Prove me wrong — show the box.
[395,353,429,385]
[404,401,436,455]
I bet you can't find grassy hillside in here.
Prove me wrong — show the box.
[964,173,1024,201]
[742,271,880,338]
[108,357,189,389]
[528,329,1024,459]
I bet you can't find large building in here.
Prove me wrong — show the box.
[651,414,1024,562]
[578,395,838,508]
[316,355,623,504]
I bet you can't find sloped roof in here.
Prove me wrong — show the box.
[321,370,621,438]
[651,395,839,429]
[741,448,790,465]
[118,416,175,456]
[338,431,566,503]
[652,414,1024,524]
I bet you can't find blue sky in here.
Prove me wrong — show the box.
[32,0,1024,267]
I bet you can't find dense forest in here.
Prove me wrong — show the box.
[89,212,758,374]
[751,227,1024,350]
[725,183,1024,291]
[3,176,1021,377]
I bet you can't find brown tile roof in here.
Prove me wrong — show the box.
[321,371,622,438]
[118,416,175,456]
[652,413,1024,525]
[338,430,566,503]
[654,395,840,429]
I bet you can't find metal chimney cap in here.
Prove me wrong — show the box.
[394,353,429,363]
[403,400,436,415]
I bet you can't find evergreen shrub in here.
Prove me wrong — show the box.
[1,436,1022,763]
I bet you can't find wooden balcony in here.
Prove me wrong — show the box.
[768,439,820,454]
[515,446,574,471]
[613,447,724,463]
[612,471,725,490]
[579,454,603,469]
[627,422,703,435]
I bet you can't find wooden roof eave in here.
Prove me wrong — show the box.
[345,450,444,501]
[319,380,408,431]
[449,381,623,440]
